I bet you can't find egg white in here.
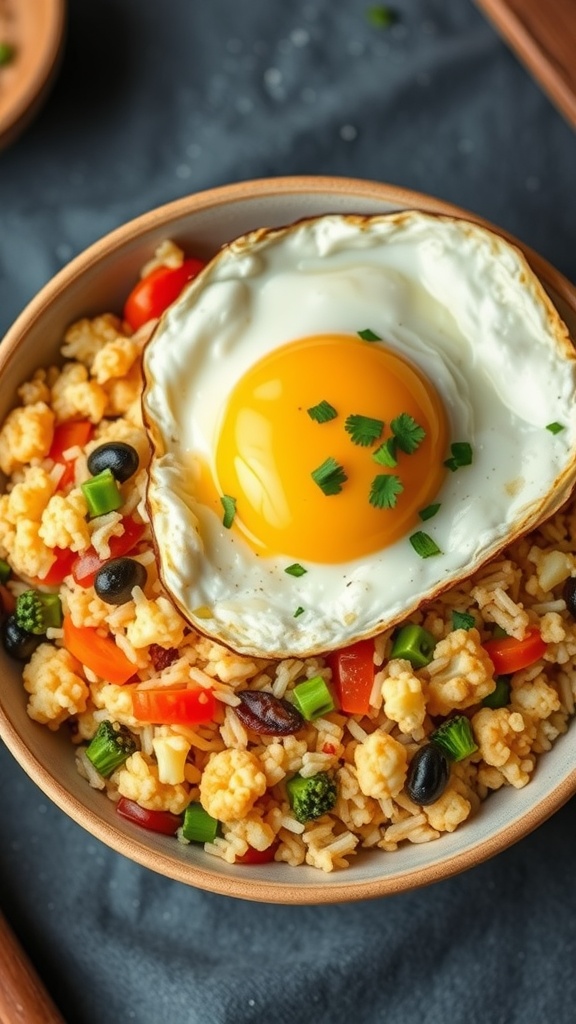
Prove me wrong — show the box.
[142,212,576,658]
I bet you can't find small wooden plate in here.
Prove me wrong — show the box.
[0,0,66,149]
[475,0,576,128]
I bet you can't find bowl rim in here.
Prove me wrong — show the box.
[1,174,576,903]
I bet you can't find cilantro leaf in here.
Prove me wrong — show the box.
[391,413,426,454]
[452,610,476,631]
[311,457,348,496]
[220,495,237,529]
[444,441,473,471]
[369,474,403,509]
[357,328,382,342]
[307,400,338,423]
[345,414,384,447]
[373,437,398,467]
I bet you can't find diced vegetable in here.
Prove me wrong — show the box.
[123,257,206,331]
[292,675,335,721]
[0,559,11,584]
[285,771,337,823]
[236,842,280,864]
[85,720,136,777]
[451,610,475,631]
[1,615,42,660]
[326,638,374,715]
[71,516,145,587]
[37,547,77,586]
[181,803,219,843]
[406,744,450,805]
[131,687,216,725]
[94,557,147,605]
[0,583,16,616]
[63,616,136,684]
[49,420,94,490]
[481,675,511,709]
[390,623,436,669]
[87,442,140,483]
[431,714,478,762]
[15,590,62,635]
[81,468,123,517]
[116,797,181,835]
[234,690,304,735]
[483,628,546,675]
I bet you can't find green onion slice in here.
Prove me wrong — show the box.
[444,441,473,471]
[311,457,347,495]
[181,802,219,843]
[294,606,305,618]
[451,610,476,631]
[285,563,307,577]
[418,502,441,521]
[373,437,398,467]
[357,328,382,341]
[546,422,565,434]
[409,531,442,558]
[292,675,335,720]
[221,494,237,528]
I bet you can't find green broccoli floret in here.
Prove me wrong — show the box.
[431,714,478,762]
[14,590,62,635]
[285,771,337,823]
[85,720,137,777]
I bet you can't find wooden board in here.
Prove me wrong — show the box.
[475,0,576,128]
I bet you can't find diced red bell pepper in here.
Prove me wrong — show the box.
[37,547,77,586]
[325,638,375,715]
[123,257,205,331]
[48,420,94,490]
[71,516,146,587]
[0,583,16,616]
[483,627,547,675]
[63,615,136,684]
[131,687,216,726]
[236,841,280,864]
[116,797,182,835]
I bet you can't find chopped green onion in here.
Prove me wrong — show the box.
[0,558,11,584]
[0,42,15,67]
[409,531,442,558]
[220,494,237,528]
[391,413,426,454]
[345,414,384,447]
[444,441,473,472]
[294,606,305,618]
[85,720,136,777]
[390,623,436,668]
[482,675,511,709]
[181,802,219,843]
[431,715,478,762]
[292,675,335,720]
[81,468,122,518]
[419,503,441,522]
[357,328,381,342]
[546,422,565,434]
[451,610,476,631]
[369,473,403,509]
[311,457,347,496]
[373,437,398,467]
[285,563,307,577]
[307,400,338,423]
[366,5,397,29]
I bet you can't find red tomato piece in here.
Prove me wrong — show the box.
[71,516,146,587]
[131,687,216,726]
[37,547,77,586]
[483,628,547,675]
[123,257,205,331]
[116,797,182,836]
[48,420,94,490]
[236,841,280,864]
[63,616,136,684]
[325,638,375,715]
[0,583,16,616]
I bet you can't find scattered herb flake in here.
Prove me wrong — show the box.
[285,563,307,577]
[373,437,398,467]
[419,502,441,521]
[444,441,473,471]
[307,400,338,423]
[311,457,348,496]
[409,531,442,558]
[0,42,15,67]
[366,5,397,29]
[220,494,237,529]
[345,414,384,447]
[369,474,404,509]
[294,606,305,618]
[357,328,382,342]
[546,421,565,435]
[452,610,476,631]
[391,413,426,454]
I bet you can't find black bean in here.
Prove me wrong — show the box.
[235,690,305,735]
[94,557,147,605]
[563,577,576,618]
[1,615,43,660]
[87,442,140,483]
[406,743,450,805]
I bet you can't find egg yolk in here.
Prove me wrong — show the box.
[200,334,448,563]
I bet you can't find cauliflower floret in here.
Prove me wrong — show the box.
[472,707,536,788]
[354,729,408,800]
[17,369,52,406]
[91,682,140,728]
[510,672,560,721]
[11,520,56,579]
[39,489,90,552]
[113,751,190,814]
[199,748,267,822]
[424,779,472,832]
[224,811,276,852]
[6,466,55,524]
[51,362,108,423]
[381,659,427,735]
[0,401,55,474]
[103,361,143,417]
[61,314,124,368]
[425,628,495,717]
[23,644,88,729]
[152,727,191,785]
[526,546,576,594]
[126,592,186,650]
[92,335,139,384]
[0,494,16,556]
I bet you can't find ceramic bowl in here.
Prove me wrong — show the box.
[1,177,576,903]
[0,0,65,149]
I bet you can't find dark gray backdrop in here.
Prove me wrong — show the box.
[1,2,575,1022]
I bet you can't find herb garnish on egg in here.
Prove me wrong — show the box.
[307,400,338,423]
[311,457,348,496]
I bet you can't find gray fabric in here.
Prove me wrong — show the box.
[1,1,575,1021]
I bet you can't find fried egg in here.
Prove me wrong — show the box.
[142,212,576,658]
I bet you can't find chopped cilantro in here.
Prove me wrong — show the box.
[369,474,403,509]
[419,502,441,521]
[391,413,426,454]
[546,422,565,435]
[285,563,307,577]
[409,531,442,558]
[452,610,476,631]
[220,494,237,529]
[444,441,473,471]
[311,457,348,495]
[294,606,305,618]
[373,437,398,467]
[366,5,397,29]
[307,400,338,423]
[345,414,384,447]
[357,328,382,342]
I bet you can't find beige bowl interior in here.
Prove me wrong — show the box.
[1,176,576,903]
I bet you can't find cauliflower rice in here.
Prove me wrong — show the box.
[1,240,575,872]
